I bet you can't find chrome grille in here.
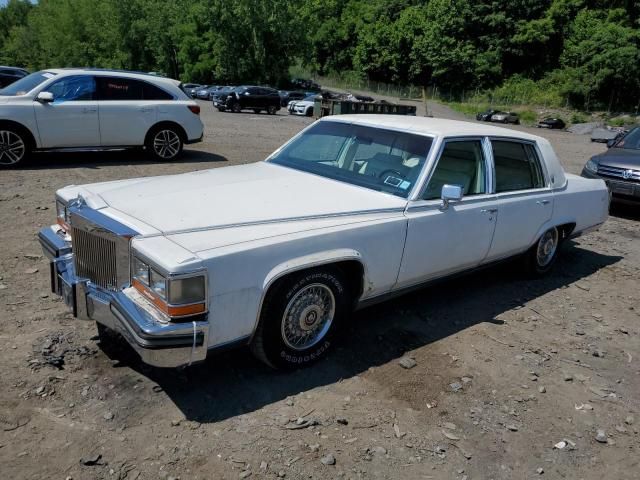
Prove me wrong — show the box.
[72,227,118,290]
[597,164,640,182]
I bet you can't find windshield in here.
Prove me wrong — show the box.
[614,127,640,150]
[304,95,317,101]
[0,71,56,96]
[268,121,433,198]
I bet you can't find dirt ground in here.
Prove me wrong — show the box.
[1,99,638,480]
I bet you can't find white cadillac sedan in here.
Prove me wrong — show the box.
[0,69,204,166]
[39,116,609,369]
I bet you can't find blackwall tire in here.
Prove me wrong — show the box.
[250,267,350,369]
[524,227,560,277]
[0,128,30,167]
[145,126,184,161]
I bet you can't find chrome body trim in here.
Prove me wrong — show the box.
[39,221,209,368]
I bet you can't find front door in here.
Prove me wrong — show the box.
[397,138,498,288]
[33,75,100,148]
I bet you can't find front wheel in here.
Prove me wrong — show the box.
[253,108,262,114]
[267,105,277,115]
[524,227,560,276]
[231,102,242,113]
[251,267,350,369]
[146,126,183,161]
[0,128,29,167]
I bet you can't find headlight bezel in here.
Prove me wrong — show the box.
[130,253,208,319]
[55,196,71,231]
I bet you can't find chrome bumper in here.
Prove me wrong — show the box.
[38,225,210,368]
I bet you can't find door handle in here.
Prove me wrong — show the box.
[536,200,550,205]
[481,208,498,214]
[139,107,153,113]
[82,107,97,113]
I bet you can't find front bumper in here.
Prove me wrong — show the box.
[581,168,640,202]
[38,225,209,368]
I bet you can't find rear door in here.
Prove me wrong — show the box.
[484,139,553,261]
[33,75,100,148]
[96,76,162,146]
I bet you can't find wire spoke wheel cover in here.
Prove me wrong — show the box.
[153,130,181,159]
[0,130,26,165]
[281,283,336,351]
[536,228,559,267]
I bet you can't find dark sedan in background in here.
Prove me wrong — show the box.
[476,109,498,121]
[582,126,640,203]
[0,66,29,88]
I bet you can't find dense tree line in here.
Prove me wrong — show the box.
[1,0,639,110]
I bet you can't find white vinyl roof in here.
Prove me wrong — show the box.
[323,114,544,142]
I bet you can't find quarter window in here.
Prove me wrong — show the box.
[48,75,96,101]
[492,140,545,192]
[423,140,486,200]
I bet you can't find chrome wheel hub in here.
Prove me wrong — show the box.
[281,283,335,351]
[0,130,25,165]
[153,130,180,159]
[536,229,558,267]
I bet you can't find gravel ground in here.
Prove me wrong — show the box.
[0,99,639,480]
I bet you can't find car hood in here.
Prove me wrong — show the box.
[594,148,640,169]
[86,162,406,235]
[293,100,314,107]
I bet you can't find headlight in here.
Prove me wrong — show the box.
[149,269,167,299]
[131,255,206,318]
[585,158,598,173]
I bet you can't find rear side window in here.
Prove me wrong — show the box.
[98,77,143,100]
[142,82,173,100]
[492,140,545,192]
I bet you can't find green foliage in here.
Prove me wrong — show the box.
[570,112,590,124]
[1,0,639,111]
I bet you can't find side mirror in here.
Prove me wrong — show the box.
[36,91,54,103]
[606,138,616,148]
[440,184,463,210]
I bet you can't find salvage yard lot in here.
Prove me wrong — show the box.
[1,101,639,479]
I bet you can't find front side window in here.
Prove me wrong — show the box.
[269,121,433,198]
[97,77,144,100]
[492,140,545,192]
[423,140,487,200]
[0,71,57,96]
[48,75,96,101]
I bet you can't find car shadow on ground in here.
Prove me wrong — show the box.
[19,148,227,170]
[100,242,621,423]
[610,202,640,221]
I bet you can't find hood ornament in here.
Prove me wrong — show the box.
[622,169,633,180]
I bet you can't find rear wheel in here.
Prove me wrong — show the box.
[253,108,262,114]
[251,267,350,369]
[524,227,560,276]
[267,105,277,115]
[306,107,314,117]
[232,102,242,113]
[146,126,183,161]
[0,128,29,167]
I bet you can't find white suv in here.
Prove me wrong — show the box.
[0,69,204,166]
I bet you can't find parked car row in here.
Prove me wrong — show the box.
[0,68,204,166]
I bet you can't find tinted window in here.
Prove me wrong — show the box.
[97,77,143,100]
[614,127,640,151]
[269,121,432,198]
[247,87,260,95]
[142,82,173,100]
[492,140,545,192]
[48,75,96,101]
[424,140,486,200]
[0,71,56,96]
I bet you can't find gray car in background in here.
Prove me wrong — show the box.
[582,126,640,203]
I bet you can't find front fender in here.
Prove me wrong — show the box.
[262,248,367,291]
